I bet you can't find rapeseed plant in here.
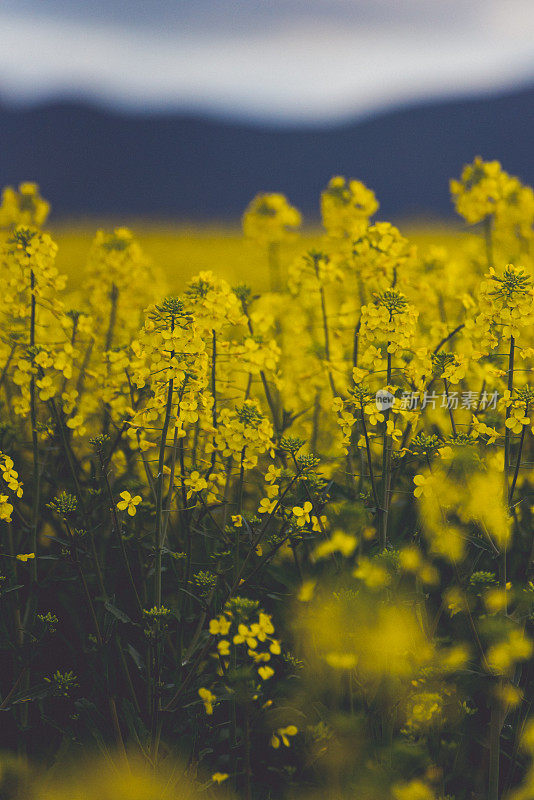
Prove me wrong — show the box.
[3,158,534,799]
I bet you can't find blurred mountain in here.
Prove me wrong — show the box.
[0,84,533,222]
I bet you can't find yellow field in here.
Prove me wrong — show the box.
[51,222,464,289]
[5,169,534,800]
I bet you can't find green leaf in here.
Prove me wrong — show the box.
[103,601,131,624]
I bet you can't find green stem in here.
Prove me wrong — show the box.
[29,270,38,584]
[242,301,281,434]
[488,331,515,800]
[210,329,218,470]
[49,397,107,598]
[98,450,142,615]
[103,282,119,434]
[489,697,503,800]
[155,373,174,610]
[504,335,515,503]
[359,404,380,513]
[443,378,457,438]
[0,343,16,393]
[318,281,337,397]
[509,414,526,507]
[379,348,392,549]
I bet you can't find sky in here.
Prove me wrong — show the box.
[1,0,534,124]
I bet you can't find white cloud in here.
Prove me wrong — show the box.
[0,2,533,123]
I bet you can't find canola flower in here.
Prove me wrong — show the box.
[3,161,534,800]
[117,490,142,516]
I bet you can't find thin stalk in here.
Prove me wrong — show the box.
[105,283,119,353]
[49,397,106,598]
[488,331,514,800]
[20,270,41,739]
[443,378,457,438]
[316,276,337,397]
[502,335,514,601]
[29,270,39,584]
[162,424,180,541]
[98,450,142,615]
[0,343,16,393]
[210,329,218,470]
[235,449,246,580]
[509,416,526,506]
[433,324,465,356]
[352,317,361,373]
[379,348,392,549]
[244,710,252,800]
[489,699,503,800]
[359,404,380,513]
[504,335,515,504]
[310,391,320,453]
[155,373,174,609]
[103,283,119,434]
[66,522,103,647]
[241,301,280,434]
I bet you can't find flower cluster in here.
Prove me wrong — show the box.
[242,193,301,246]
[208,603,281,682]
[3,160,534,799]
[321,175,378,238]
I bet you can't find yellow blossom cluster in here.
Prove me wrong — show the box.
[321,175,378,238]
[4,159,534,798]
[0,452,23,522]
[242,193,301,246]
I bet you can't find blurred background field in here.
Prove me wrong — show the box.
[52,223,465,290]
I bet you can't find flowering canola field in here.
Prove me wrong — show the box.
[2,162,534,800]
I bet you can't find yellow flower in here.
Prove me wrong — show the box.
[321,175,378,237]
[116,491,142,516]
[209,615,231,636]
[233,624,257,649]
[311,514,327,531]
[444,586,467,617]
[231,514,243,527]
[270,725,298,748]
[486,630,533,675]
[313,530,358,560]
[198,687,216,715]
[258,665,274,680]
[399,546,422,573]
[366,407,385,427]
[298,579,317,602]
[217,640,230,656]
[269,639,281,655]
[212,772,229,784]
[392,778,435,800]
[292,501,313,527]
[353,557,391,589]
[184,470,208,499]
[16,553,35,562]
[413,474,428,498]
[325,652,358,669]
[265,464,282,484]
[0,494,14,522]
[258,497,277,514]
[242,193,301,246]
